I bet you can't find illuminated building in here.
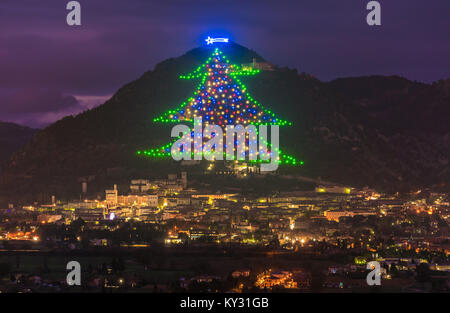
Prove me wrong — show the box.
[315,186,352,194]
[241,58,275,71]
[105,184,118,206]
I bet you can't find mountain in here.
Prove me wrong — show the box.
[0,121,38,167]
[1,42,449,204]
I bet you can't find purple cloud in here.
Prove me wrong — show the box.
[0,88,85,128]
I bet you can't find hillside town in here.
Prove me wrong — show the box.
[0,170,449,293]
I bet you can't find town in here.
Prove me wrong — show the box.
[0,170,448,292]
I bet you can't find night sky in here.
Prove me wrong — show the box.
[1,0,449,128]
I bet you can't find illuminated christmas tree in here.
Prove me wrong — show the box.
[138,45,302,166]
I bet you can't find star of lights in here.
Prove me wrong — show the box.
[205,36,229,45]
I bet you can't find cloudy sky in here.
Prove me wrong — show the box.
[1,0,449,128]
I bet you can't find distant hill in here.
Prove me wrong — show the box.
[1,42,449,204]
[0,121,38,167]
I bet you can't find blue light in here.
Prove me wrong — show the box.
[205,36,229,45]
